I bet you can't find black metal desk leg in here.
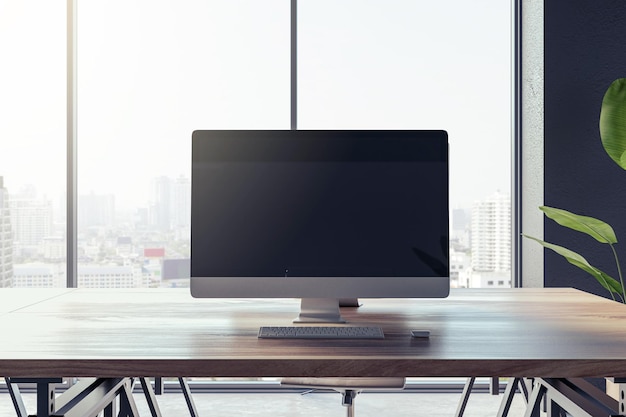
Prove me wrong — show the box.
[118,379,140,417]
[4,378,27,417]
[523,380,545,417]
[520,378,532,401]
[9,378,63,417]
[155,377,163,395]
[140,377,163,417]
[497,377,521,417]
[179,377,200,417]
[490,377,500,395]
[546,397,566,417]
[38,380,57,417]
[103,400,117,417]
[609,378,626,417]
[454,377,476,417]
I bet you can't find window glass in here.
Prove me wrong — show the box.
[299,0,511,288]
[77,1,289,287]
[0,1,66,287]
[8,1,511,290]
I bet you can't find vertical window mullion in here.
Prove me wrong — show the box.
[291,0,297,130]
[513,0,522,288]
[67,0,77,288]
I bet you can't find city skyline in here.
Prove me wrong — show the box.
[0,173,510,289]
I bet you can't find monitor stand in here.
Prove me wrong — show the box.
[339,298,361,307]
[294,298,347,323]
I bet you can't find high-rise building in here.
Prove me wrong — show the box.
[449,248,471,288]
[9,186,54,258]
[79,192,115,229]
[151,175,191,232]
[451,208,471,248]
[152,176,172,232]
[0,177,13,287]
[470,192,511,287]
[172,176,191,231]
[42,236,65,261]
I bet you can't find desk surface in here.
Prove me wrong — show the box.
[0,287,625,378]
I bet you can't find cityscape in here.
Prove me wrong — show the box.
[0,175,511,289]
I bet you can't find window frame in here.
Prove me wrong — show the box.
[515,0,544,288]
[64,0,526,290]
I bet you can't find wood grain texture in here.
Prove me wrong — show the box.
[0,288,625,378]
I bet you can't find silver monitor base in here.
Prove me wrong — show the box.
[294,298,346,323]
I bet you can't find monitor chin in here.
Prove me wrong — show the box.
[190,276,450,299]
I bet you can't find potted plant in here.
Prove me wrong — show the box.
[524,78,626,302]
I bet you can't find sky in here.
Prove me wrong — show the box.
[0,0,511,211]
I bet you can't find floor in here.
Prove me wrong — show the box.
[0,389,530,417]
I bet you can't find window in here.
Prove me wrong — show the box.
[1,1,511,290]
[299,0,511,288]
[76,1,289,287]
[0,1,66,288]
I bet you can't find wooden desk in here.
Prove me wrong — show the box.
[0,287,625,379]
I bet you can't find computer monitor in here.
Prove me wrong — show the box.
[190,130,449,322]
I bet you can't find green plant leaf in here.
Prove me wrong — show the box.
[523,234,624,297]
[540,206,617,244]
[600,78,626,170]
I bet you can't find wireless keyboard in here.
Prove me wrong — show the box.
[258,326,385,339]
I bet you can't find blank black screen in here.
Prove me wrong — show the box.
[191,130,448,278]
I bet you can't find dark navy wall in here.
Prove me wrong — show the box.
[544,1,626,295]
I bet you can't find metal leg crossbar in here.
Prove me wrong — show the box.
[496,377,532,417]
[178,377,200,417]
[455,377,503,417]
[7,375,626,417]
[5,377,138,417]
[524,378,622,417]
[5,377,28,417]
[461,377,623,417]
[138,377,199,417]
[5,376,199,417]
